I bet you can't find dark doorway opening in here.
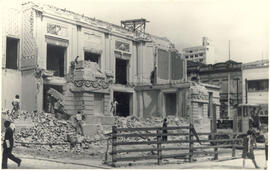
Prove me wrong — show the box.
[84,51,100,66]
[6,37,19,69]
[114,92,131,117]
[165,93,176,116]
[115,59,128,85]
[47,44,66,77]
[43,84,63,113]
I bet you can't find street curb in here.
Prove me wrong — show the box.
[19,156,111,169]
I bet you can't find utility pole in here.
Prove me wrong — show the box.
[227,40,231,119]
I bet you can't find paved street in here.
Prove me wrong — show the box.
[5,150,266,169]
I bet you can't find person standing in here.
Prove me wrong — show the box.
[242,129,260,169]
[75,111,85,136]
[110,99,118,116]
[2,120,21,169]
[162,118,168,142]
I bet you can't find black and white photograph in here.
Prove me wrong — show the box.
[1,0,269,169]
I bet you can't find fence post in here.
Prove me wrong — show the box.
[189,124,193,162]
[157,129,162,165]
[111,126,117,167]
[232,134,236,158]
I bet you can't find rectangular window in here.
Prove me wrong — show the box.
[84,51,101,67]
[6,37,19,69]
[248,79,269,92]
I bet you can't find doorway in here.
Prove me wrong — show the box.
[165,93,177,116]
[114,92,131,117]
[115,58,128,85]
[47,44,66,77]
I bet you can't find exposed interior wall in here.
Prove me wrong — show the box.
[157,49,169,82]
[136,91,160,117]
[2,69,21,110]
[21,70,37,112]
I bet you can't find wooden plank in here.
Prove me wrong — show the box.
[115,132,189,137]
[162,152,191,159]
[116,126,190,132]
[197,132,246,136]
[113,147,190,153]
[115,141,157,145]
[113,148,157,153]
[192,145,232,150]
[115,155,158,162]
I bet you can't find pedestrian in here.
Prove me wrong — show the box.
[162,118,168,142]
[262,124,268,170]
[75,111,85,136]
[2,120,21,169]
[242,129,260,169]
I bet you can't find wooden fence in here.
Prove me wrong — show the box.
[109,124,244,167]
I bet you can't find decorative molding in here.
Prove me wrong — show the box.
[47,23,68,37]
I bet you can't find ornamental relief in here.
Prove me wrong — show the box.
[47,23,68,37]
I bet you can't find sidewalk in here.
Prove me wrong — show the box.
[15,149,266,169]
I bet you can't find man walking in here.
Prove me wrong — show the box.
[242,129,260,169]
[2,120,21,169]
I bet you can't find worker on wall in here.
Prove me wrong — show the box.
[10,95,20,120]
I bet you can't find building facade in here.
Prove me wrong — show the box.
[187,60,242,120]
[2,2,221,135]
[242,59,268,121]
[183,37,215,64]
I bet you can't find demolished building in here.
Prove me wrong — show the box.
[2,2,220,135]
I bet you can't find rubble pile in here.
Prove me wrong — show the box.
[113,116,190,143]
[14,112,76,151]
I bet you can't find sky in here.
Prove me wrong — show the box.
[2,0,269,63]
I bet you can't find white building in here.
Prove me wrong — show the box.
[242,59,268,120]
[183,37,215,64]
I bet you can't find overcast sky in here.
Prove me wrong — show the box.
[3,0,269,63]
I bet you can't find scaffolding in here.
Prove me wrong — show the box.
[121,18,149,33]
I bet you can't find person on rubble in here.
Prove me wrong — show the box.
[110,99,118,116]
[162,118,168,142]
[2,120,21,169]
[75,111,85,136]
[10,95,20,119]
[242,129,260,169]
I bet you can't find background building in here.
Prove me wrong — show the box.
[187,60,242,119]
[242,59,268,123]
[183,37,215,64]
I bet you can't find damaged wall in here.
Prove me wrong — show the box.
[2,70,22,110]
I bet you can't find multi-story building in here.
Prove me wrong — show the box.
[242,59,268,122]
[183,37,215,64]
[187,60,242,119]
[2,2,221,135]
